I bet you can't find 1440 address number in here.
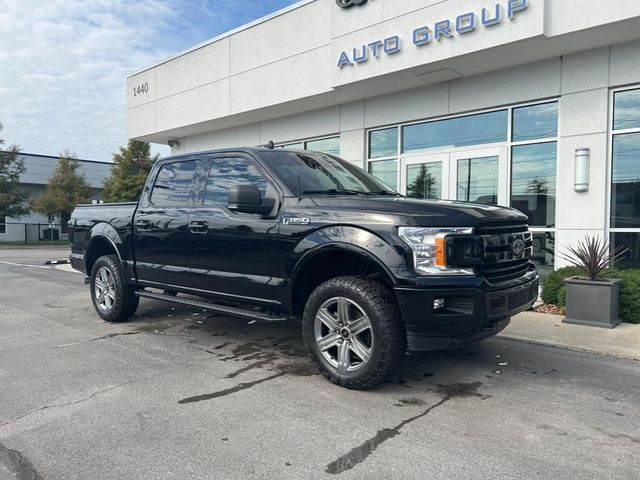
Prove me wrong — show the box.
[132,83,149,97]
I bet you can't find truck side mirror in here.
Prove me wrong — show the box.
[228,185,274,215]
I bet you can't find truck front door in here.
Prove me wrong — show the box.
[188,155,283,305]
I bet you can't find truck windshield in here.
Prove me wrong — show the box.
[261,150,398,196]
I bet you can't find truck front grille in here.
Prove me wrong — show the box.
[477,219,533,283]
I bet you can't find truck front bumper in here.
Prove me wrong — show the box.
[394,276,539,351]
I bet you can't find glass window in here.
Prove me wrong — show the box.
[614,89,640,131]
[512,102,558,142]
[611,232,640,269]
[406,162,442,200]
[456,156,499,205]
[403,110,507,153]
[369,128,398,159]
[203,158,268,205]
[511,142,557,227]
[151,160,198,206]
[531,232,555,280]
[611,132,640,228]
[306,137,340,156]
[368,160,398,190]
[0,223,5,234]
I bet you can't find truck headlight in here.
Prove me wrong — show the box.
[398,227,475,276]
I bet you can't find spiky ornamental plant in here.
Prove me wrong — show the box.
[560,236,628,281]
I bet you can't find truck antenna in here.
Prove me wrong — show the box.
[297,174,302,202]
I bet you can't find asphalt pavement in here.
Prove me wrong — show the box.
[0,248,638,480]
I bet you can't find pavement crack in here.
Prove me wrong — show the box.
[325,382,485,475]
[0,383,129,429]
[178,372,286,404]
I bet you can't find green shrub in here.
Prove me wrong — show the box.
[541,266,583,306]
[606,270,640,324]
[541,267,640,324]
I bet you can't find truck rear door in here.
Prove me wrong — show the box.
[133,158,201,289]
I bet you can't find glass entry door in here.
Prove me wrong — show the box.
[399,147,508,205]
[400,153,448,200]
[450,147,508,206]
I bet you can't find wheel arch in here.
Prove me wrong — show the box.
[84,223,125,275]
[288,226,404,317]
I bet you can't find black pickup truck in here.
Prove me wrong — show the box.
[70,146,538,389]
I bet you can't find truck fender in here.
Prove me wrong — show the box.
[288,225,406,287]
[84,222,126,272]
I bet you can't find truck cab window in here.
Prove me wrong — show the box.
[151,160,198,206]
[204,157,268,205]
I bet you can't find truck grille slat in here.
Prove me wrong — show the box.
[487,279,539,317]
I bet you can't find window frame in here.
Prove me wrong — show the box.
[366,99,559,232]
[608,86,640,267]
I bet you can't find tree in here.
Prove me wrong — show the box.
[103,140,158,202]
[527,176,548,194]
[0,122,29,220]
[407,163,438,199]
[32,151,92,223]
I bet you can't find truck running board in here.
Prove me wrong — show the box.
[136,291,290,324]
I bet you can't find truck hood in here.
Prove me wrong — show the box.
[309,196,527,227]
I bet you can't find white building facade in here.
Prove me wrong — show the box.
[127,0,640,276]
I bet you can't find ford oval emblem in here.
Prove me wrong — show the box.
[511,238,526,257]
[336,0,368,8]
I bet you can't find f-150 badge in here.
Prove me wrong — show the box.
[282,217,310,225]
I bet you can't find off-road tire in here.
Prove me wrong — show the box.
[302,276,406,390]
[90,255,139,322]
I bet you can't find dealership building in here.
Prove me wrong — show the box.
[127,0,640,276]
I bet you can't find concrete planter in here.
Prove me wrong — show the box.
[563,277,621,329]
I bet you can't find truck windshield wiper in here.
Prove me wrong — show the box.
[302,189,366,196]
[374,190,402,196]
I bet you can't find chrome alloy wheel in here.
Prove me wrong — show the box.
[314,296,373,373]
[94,266,116,312]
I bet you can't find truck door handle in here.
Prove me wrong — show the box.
[136,220,152,231]
[190,221,208,234]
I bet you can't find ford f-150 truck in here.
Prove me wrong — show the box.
[70,146,538,389]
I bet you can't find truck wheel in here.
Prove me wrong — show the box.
[302,276,406,390]
[90,255,139,322]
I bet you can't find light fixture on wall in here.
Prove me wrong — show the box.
[168,139,180,148]
[574,148,590,192]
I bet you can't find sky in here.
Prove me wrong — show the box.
[0,0,299,162]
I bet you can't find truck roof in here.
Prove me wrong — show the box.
[158,146,313,164]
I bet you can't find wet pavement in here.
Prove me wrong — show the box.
[0,248,638,479]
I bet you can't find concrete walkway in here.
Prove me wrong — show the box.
[500,311,640,361]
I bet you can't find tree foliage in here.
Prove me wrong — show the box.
[407,163,439,199]
[32,151,92,221]
[103,140,158,202]
[0,122,29,220]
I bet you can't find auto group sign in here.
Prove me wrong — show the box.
[337,0,530,68]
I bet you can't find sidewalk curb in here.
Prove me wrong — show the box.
[498,333,640,362]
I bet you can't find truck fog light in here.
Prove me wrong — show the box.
[434,299,445,310]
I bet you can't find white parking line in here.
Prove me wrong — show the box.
[0,261,51,269]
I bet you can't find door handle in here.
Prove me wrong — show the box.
[136,220,152,231]
[190,221,208,234]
